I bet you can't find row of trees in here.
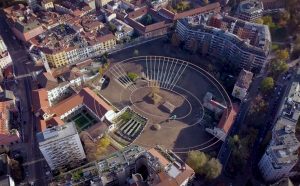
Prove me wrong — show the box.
[186,150,222,180]
[260,49,289,94]
[227,129,258,173]
[80,132,111,161]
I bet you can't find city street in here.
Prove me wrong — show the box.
[0,14,48,185]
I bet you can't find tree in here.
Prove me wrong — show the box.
[203,158,222,179]
[9,159,22,181]
[108,23,117,33]
[120,111,133,123]
[260,77,274,94]
[268,59,288,78]
[276,49,289,61]
[141,14,153,26]
[229,134,240,147]
[278,11,290,26]
[98,136,110,148]
[250,94,268,114]
[188,38,198,54]
[127,72,139,81]
[254,18,264,24]
[186,151,208,173]
[262,16,275,28]
[95,136,111,158]
[171,33,181,47]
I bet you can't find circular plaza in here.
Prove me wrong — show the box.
[99,56,232,153]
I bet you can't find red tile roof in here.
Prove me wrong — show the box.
[33,87,112,132]
[32,89,49,114]
[159,2,221,20]
[217,103,239,133]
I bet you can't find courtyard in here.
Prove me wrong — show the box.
[68,110,98,132]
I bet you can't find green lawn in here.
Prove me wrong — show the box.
[75,116,89,129]
[71,112,99,131]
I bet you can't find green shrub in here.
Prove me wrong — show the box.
[127,72,139,81]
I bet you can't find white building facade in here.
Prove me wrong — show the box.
[258,81,300,182]
[176,15,270,71]
[0,37,12,70]
[37,122,86,170]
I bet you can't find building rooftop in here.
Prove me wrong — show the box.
[0,101,14,135]
[267,80,300,167]
[236,0,264,15]
[3,4,43,33]
[179,13,271,56]
[235,69,253,89]
[32,87,112,132]
[158,2,221,21]
[36,122,78,145]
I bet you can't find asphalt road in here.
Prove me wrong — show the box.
[250,68,296,168]
[0,14,48,185]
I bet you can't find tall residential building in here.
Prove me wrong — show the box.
[0,37,7,53]
[259,81,300,182]
[176,13,271,72]
[235,0,264,22]
[37,122,86,170]
[0,37,12,70]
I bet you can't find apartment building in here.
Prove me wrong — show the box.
[235,0,264,22]
[232,69,253,100]
[261,0,285,10]
[0,38,7,53]
[41,0,55,10]
[0,100,21,146]
[32,87,112,132]
[0,37,12,70]
[204,91,239,141]
[3,5,45,41]
[37,122,86,170]
[176,13,271,72]
[125,7,173,38]
[259,81,300,182]
[158,2,221,21]
[110,19,134,41]
[31,24,116,68]
[43,50,69,68]
[95,145,195,186]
